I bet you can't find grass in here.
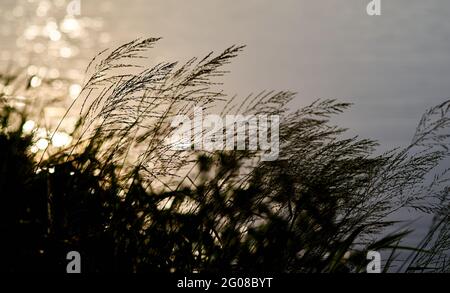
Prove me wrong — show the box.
[0,38,449,272]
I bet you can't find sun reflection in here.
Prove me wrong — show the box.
[60,16,80,34]
[24,25,40,40]
[27,65,39,75]
[22,120,37,134]
[27,125,73,153]
[1,0,106,85]
[49,29,61,41]
[59,47,72,58]
[69,83,81,99]
[1,0,108,155]
[51,131,72,147]
[36,138,49,151]
[30,76,42,88]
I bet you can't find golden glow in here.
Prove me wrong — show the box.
[30,76,42,88]
[30,146,39,154]
[59,47,72,58]
[69,83,82,99]
[22,120,36,134]
[49,30,61,41]
[61,17,80,33]
[36,138,49,150]
[51,131,72,148]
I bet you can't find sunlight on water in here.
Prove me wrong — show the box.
[22,120,36,133]
[0,0,109,152]
[51,131,72,147]
[69,83,81,99]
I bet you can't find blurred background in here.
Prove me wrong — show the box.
[1,0,450,246]
[2,0,450,147]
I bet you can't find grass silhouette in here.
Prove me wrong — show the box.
[0,38,450,273]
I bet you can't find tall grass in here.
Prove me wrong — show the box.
[0,38,449,272]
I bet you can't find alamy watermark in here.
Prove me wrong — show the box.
[366,0,381,16]
[170,107,280,161]
[366,251,381,273]
[66,251,81,273]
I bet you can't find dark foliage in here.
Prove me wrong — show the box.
[0,38,449,272]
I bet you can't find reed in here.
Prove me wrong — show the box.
[0,38,449,272]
